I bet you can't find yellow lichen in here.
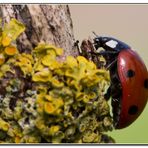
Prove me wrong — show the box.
[44,95,52,102]
[1,36,11,47]
[66,56,78,68]
[14,53,33,75]
[15,136,21,143]
[0,19,114,144]
[0,118,10,131]
[36,94,46,113]
[4,45,18,56]
[32,68,52,82]
[49,125,60,136]
[33,43,63,56]
[0,64,14,74]
[50,77,64,88]
[44,102,55,114]
[1,18,25,47]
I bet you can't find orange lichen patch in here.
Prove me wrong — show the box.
[2,18,25,47]
[44,102,55,114]
[15,136,21,143]
[1,36,11,47]
[0,53,5,65]
[4,46,18,56]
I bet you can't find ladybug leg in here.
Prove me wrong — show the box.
[106,59,117,70]
[109,64,122,125]
[104,62,120,101]
[73,40,82,55]
[98,50,118,55]
[111,82,122,126]
[96,50,119,70]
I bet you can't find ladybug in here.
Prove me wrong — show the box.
[91,35,148,129]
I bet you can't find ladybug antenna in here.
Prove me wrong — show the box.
[92,31,100,46]
[92,31,99,38]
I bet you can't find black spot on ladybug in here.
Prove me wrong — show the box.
[144,79,148,89]
[128,105,138,115]
[126,69,135,78]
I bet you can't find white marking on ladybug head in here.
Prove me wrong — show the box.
[105,40,118,48]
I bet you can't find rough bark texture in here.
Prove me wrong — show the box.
[0,4,78,60]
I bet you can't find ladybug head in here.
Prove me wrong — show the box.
[93,35,130,52]
[93,36,103,49]
[92,32,109,49]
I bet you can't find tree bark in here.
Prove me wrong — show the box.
[0,4,78,60]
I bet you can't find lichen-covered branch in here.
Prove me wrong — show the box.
[0,8,115,143]
[0,5,77,60]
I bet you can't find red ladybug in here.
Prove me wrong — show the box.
[93,36,148,129]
